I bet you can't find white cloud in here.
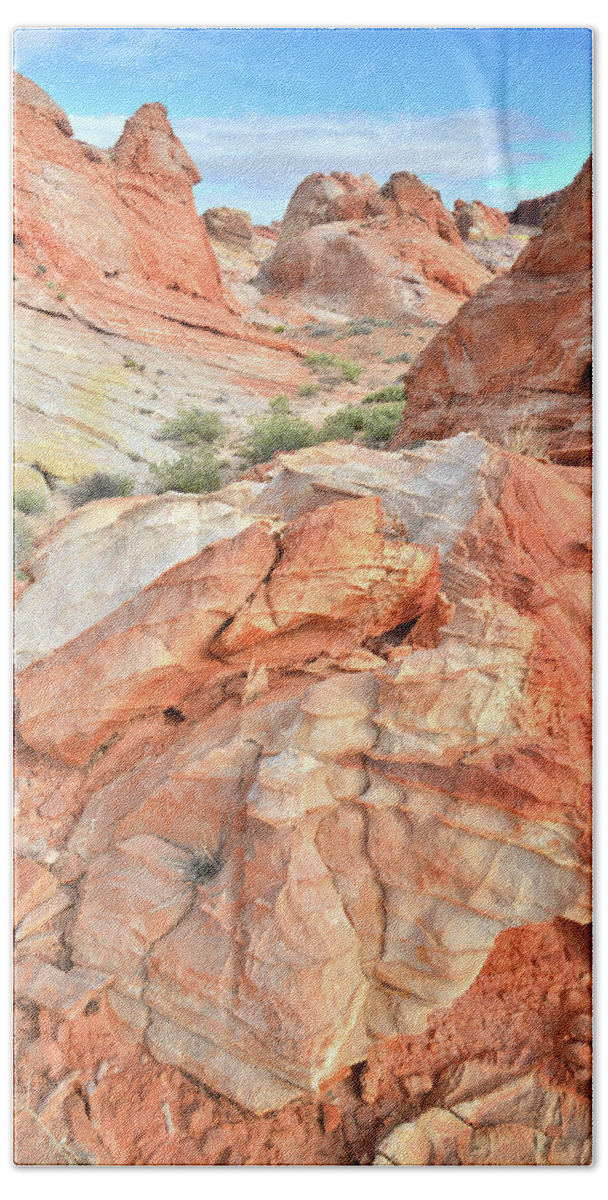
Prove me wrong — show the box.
[67,106,568,222]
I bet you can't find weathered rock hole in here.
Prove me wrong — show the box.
[163,706,186,724]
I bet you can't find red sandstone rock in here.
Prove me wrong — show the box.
[14,436,590,1144]
[203,206,254,248]
[507,189,561,228]
[12,74,290,358]
[391,157,592,465]
[453,198,510,239]
[257,170,491,322]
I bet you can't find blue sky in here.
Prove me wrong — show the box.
[14,27,592,223]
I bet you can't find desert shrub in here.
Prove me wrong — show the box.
[340,359,364,383]
[359,401,405,445]
[317,400,405,447]
[361,385,404,405]
[346,318,374,336]
[159,406,223,446]
[305,352,363,383]
[123,356,145,372]
[69,472,134,508]
[385,353,412,364]
[268,395,291,414]
[272,324,286,334]
[317,405,365,442]
[244,399,317,464]
[13,488,46,516]
[304,322,334,338]
[298,381,321,397]
[151,449,220,494]
[13,512,33,567]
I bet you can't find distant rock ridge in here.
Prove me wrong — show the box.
[12,73,289,356]
[453,198,510,240]
[203,206,254,249]
[256,169,492,322]
[507,189,561,228]
[391,156,592,466]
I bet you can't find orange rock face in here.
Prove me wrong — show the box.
[14,436,591,1160]
[391,157,592,465]
[453,198,510,239]
[13,74,289,357]
[257,170,491,322]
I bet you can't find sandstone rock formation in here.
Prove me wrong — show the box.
[257,171,491,322]
[391,157,592,465]
[203,207,254,249]
[15,435,591,1141]
[13,73,287,355]
[507,189,560,228]
[452,199,528,276]
[453,198,510,240]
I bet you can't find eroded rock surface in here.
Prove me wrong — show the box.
[257,171,491,322]
[13,73,290,355]
[391,157,592,465]
[14,436,591,1130]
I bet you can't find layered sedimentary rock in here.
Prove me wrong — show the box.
[453,198,510,240]
[257,171,491,321]
[15,436,591,1124]
[13,73,287,355]
[203,207,254,249]
[391,158,592,465]
[507,189,560,228]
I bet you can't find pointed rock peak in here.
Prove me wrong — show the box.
[111,101,200,185]
[13,72,73,138]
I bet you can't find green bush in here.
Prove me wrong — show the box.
[359,401,406,445]
[317,401,405,447]
[346,318,374,336]
[268,395,291,414]
[151,449,221,494]
[69,472,134,508]
[14,512,33,567]
[14,488,46,516]
[244,407,317,464]
[340,359,364,383]
[159,406,223,446]
[317,405,365,442]
[361,385,404,405]
[385,353,412,364]
[272,324,286,333]
[305,352,363,383]
[304,322,334,338]
[298,381,321,397]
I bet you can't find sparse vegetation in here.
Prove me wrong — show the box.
[35,264,46,275]
[151,449,221,494]
[361,385,404,405]
[158,406,224,446]
[305,351,363,383]
[304,322,334,338]
[385,352,412,364]
[298,381,321,397]
[272,324,286,333]
[13,512,33,568]
[13,488,46,516]
[243,396,317,463]
[123,355,145,372]
[69,472,134,508]
[346,318,374,336]
[317,399,405,447]
[56,292,66,301]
